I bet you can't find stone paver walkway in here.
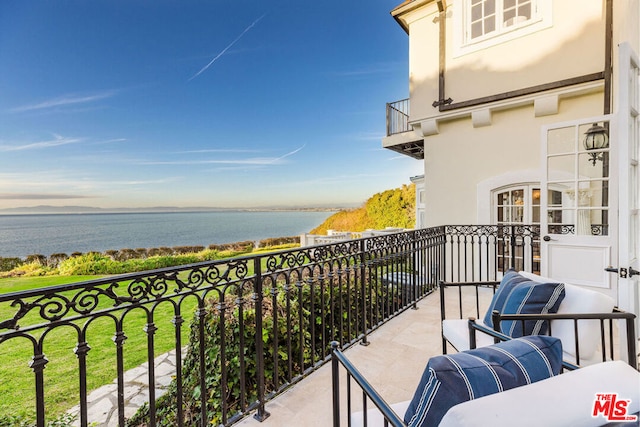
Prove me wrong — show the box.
[67,349,181,427]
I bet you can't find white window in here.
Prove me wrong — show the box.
[453,0,552,57]
[467,0,533,40]
[493,184,559,274]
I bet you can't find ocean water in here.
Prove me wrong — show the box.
[0,211,333,258]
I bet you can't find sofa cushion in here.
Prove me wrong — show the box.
[438,360,640,427]
[441,318,496,352]
[403,335,563,427]
[517,271,615,362]
[483,270,565,337]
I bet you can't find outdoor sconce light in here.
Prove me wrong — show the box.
[583,123,609,166]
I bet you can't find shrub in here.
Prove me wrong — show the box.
[117,248,138,261]
[25,254,47,266]
[0,413,77,427]
[58,253,120,275]
[128,276,377,426]
[48,253,69,268]
[2,261,51,277]
[258,237,298,247]
[105,250,119,260]
[0,257,23,272]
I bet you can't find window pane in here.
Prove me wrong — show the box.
[512,206,524,223]
[532,188,541,205]
[512,189,524,205]
[532,206,540,223]
[472,3,483,21]
[504,0,516,8]
[485,0,496,15]
[548,210,576,235]
[503,8,516,23]
[472,21,483,38]
[485,16,496,33]
[579,152,609,178]
[548,155,575,179]
[497,191,508,205]
[518,3,532,19]
[584,209,609,236]
[547,126,575,155]
[581,180,609,208]
[549,189,563,206]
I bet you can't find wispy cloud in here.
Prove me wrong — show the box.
[177,148,260,154]
[0,193,94,200]
[188,14,266,81]
[0,134,83,152]
[93,138,127,145]
[10,91,116,113]
[141,145,305,166]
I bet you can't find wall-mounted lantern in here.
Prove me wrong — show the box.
[583,123,609,166]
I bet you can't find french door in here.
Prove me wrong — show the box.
[540,115,618,300]
[614,43,640,331]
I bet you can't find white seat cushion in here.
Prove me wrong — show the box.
[441,318,495,351]
[438,360,640,427]
[441,318,602,365]
[518,271,615,362]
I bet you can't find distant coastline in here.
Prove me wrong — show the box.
[0,210,336,258]
[0,205,344,216]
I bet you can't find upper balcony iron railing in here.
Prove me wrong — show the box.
[0,225,539,427]
[386,98,411,136]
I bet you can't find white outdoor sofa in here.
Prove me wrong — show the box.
[330,270,639,427]
[335,358,639,427]
[440,271,638,367]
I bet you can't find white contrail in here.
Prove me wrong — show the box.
[188,14,266,81]
[270,144,306,164]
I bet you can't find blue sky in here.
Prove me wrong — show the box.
[0,0,420,209]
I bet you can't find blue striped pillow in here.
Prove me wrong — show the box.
[483,269,565,337]
[404,336,563,427]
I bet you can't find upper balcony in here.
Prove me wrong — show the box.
[383,98,424,160]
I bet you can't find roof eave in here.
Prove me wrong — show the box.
[391,0,438,34]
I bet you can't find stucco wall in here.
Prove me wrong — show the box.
[422,91,604,226]
[407,0,608,122]
[444,1,606,103]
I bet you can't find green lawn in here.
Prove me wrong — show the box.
[0,275,198,423]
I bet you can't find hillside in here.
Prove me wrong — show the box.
[310,184,415,234]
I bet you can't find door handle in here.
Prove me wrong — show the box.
[604,266,640,278]
[542,235,556,242]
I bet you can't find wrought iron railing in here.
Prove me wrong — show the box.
[386,98,411,136]
[0,225,538,427]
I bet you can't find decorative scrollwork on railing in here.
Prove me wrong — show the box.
[548,224,575,235]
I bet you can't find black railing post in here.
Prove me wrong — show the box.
[30,346,48,427]
[411,230,418,310]
[331,341,341,427]
[172,312,185,427]
[625,316,637,369]
[510,225,517,270]
[113,328,127,426]
[359,238,369,346]
[253,257,270,422]
[74,337,91,427]
[196,303,208,427]
[144,317,158,427]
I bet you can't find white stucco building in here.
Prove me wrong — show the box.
[383,0,640,329]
